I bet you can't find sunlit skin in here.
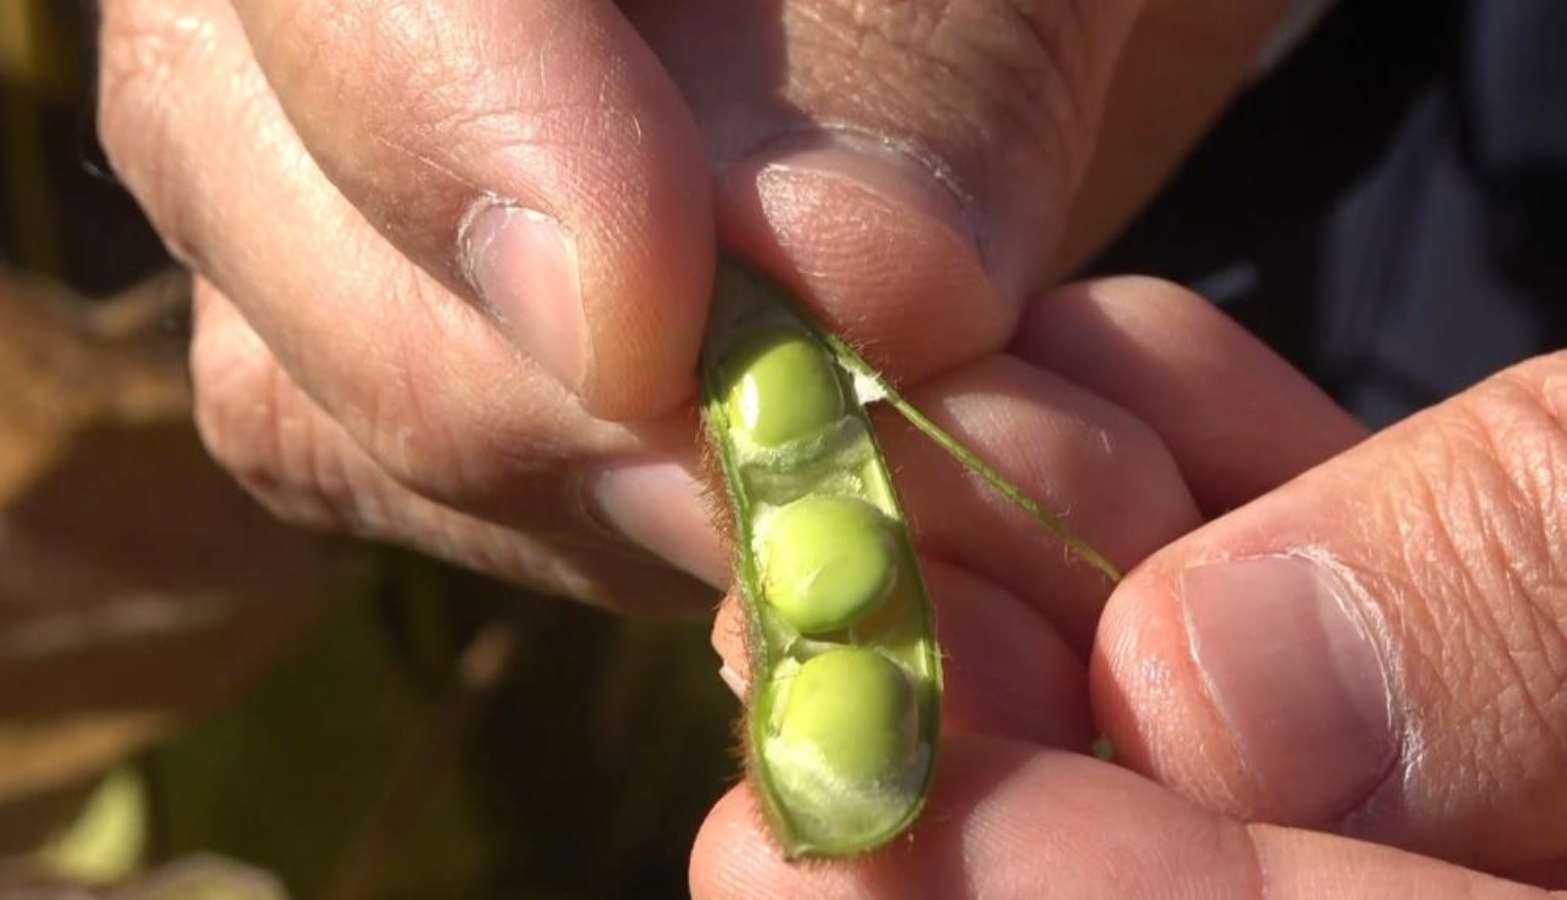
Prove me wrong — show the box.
[98,0,1567,895]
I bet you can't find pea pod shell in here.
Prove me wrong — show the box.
[701,262,943,859]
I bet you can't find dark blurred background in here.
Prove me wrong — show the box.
[1,1,1562,897]
[1090,0,1566,425]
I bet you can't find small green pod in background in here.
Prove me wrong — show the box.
[702,263,942,859]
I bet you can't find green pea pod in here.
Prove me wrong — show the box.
[702,263,941,858]
[702,261,1121,859]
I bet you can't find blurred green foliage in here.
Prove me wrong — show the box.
[145,560,737,899]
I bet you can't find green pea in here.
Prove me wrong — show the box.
[722,328,844,447]
[760,495,897,634]
[776,648,916,786]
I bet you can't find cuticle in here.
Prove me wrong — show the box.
[455,192,512,294]
[573,465,626,545]
[1304,550,1410,828]
[457,197,592,390]
[1177,562,1268,790]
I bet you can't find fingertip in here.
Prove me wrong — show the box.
[923,560,1094,749]
[572,227,715,420]
[1090,350,1567,873]
[688,786,756,900]
[717,132,1010,384]
[878,355,1201,652]
[1091,561,1259,815]
[690,785,820,900]
[1015,276,1366,512]
[1096,542,1407,837]
[466,195,712,421]
[582,456,728,587]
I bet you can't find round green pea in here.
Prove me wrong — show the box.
[722,328,845,447]
[777,648,916,786]
[761,495,898,634]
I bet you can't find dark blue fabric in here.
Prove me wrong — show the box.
[1090,1,1566,427]
[1463,1,1567,304]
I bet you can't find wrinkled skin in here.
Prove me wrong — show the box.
[98,1,1567,895]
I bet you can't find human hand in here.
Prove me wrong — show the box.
[1089,347,1567,885]
[693,734,1555,898]
[697,296,1567,894]
[96,0,1288,614]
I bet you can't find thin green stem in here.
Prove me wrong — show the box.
[822,333,1123,585]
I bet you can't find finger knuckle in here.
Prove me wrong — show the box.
[190,320,362,535]
[344,324,499,503]
[1459,360,1567,631]
[355,363,472,500]
[345,347,562,513]
[1391,354,1567,763]
[786,0,1123,179]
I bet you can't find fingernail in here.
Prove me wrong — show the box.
[718,663,747,701]
[583,460,727,589]
[1181,555,1397,823]
[748,130,980,253]
[464,203,587,392]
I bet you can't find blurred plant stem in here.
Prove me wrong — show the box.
[325,619,517,900]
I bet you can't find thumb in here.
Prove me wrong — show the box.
[1092,351,1567,876]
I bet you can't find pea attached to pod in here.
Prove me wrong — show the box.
[775,647,918,786]
[721,328,845,448]
[759,494,899,635]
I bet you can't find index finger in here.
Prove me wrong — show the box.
[230,0,713,418]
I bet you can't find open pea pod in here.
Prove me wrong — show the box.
[702,261,1120,859]
[701,262,942,858]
